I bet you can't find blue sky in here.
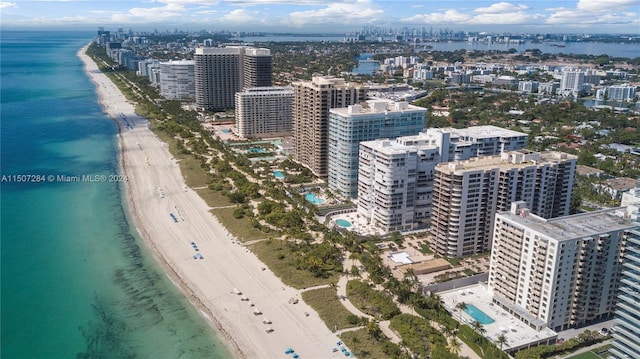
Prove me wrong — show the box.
[1,0,639,33]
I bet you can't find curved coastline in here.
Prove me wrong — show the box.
[77,43,342,359]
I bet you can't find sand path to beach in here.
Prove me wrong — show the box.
[78,44,344,359]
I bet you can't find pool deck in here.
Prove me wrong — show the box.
[439,283,557,351]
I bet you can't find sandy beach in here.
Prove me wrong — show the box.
[78,44,343,359]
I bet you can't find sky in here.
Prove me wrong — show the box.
[1,0,639,34]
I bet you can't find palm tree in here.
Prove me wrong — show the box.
[455,302,467,324]
[446,337,462,355]
[471,320,485,335]
[496,333,508,350]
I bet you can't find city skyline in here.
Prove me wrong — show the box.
[1,0,639,34]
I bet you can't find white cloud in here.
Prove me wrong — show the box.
[109,4,186,24]
[153,0,220,5]
[546,5,638,26]
[576,0,639,12]
[221,8,259,23]
[470,12,543,25]
[401,9,472,25]
[474,2,529,14]
[0,1,17,9]
[288,0,383,26]
[224,0,346,5]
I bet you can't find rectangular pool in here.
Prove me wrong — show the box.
[464,304,495,324]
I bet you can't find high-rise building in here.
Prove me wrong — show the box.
[489,202,635,332]
[358,138,441,233]
[610,212,640,359]
[431,150,576,257]
[194,46,272,111]
[292,76,366,177]
[195,47,241,111]
[357,126,528,235]
[235,86,293,139]
[159,60,195,100]
[425,126,528,162]
[328,100,426,199]
[242,48,272,89]
[560,70,585,97]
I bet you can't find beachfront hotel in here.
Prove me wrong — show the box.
[327,100,426,199]
[234,86,293,139]
[194,46,272,111]
[159,60,195,100]
[292,76,366,177]
[488,202,637,332]
[357,126,528,235]
[430,150,576,257]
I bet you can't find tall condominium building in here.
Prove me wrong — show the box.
[292,76,366,177]
[235,86,293,139]
[560,70,585,97]
[489,202,636,332]
[194,46,272,111]
[426,125,528,162]
[242,47,272,89]
[159,60,195,100]
[328,100,426,199]
[431,150,577,257]
[358,138,441,233]
[357,126,528,234]
[610,219,640,359]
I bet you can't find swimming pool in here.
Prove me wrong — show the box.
[304,193,325,205]
[464,304,495,325]
[273,171,285,179]
[336,219,351,227]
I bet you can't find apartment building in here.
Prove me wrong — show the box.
[489,202,635,332]
[358,138,440,233]
[430,150,576,257]
[596,84,637,102]
[327,100,426,199]
[234,86,293,139]
[159,60,195,100]
[610,224,640,359]
[560,70,585,97]
[357,126,528,235]
[292,76,366,177]
[194,46,272,111]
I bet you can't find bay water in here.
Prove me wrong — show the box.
[0,31,232,359]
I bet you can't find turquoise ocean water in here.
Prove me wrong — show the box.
[1,31,232,359]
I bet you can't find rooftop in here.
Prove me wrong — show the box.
[437,150,576,173]
[442,125,528,139]
[605,177,640,191]
[498,205,637,242]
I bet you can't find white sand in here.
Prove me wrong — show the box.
[78,45,343,359]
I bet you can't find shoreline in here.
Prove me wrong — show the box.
[78,43,342,359]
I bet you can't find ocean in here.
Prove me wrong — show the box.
[0,31,232,359]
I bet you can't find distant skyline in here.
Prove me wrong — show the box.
[1,0,639,34]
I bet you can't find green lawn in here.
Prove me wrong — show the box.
[301,287,362,331]
[248,240,339,289]
[566,351,602,359]
[340,329,408,359]
[208,206,268,242]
